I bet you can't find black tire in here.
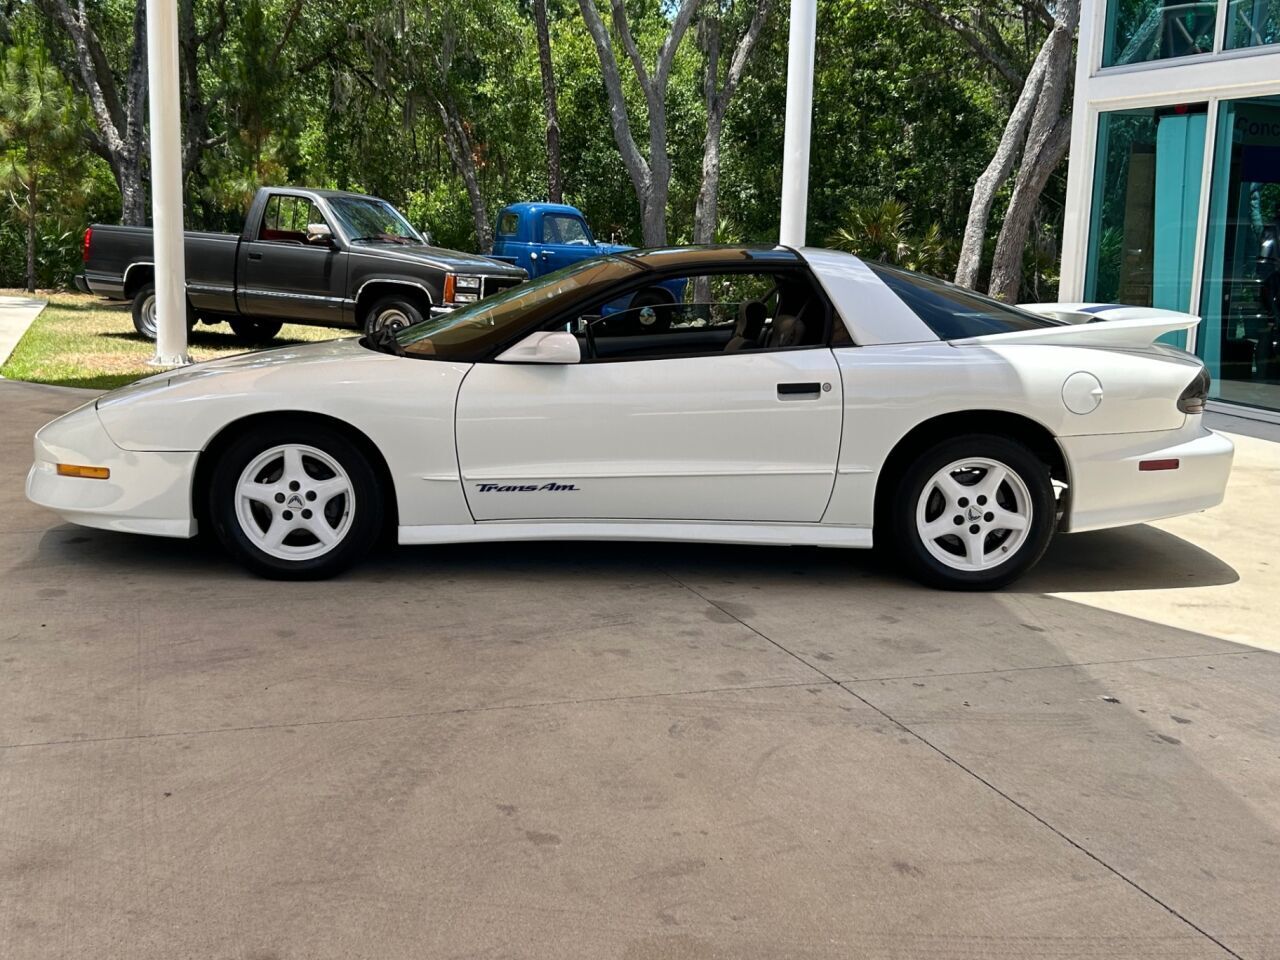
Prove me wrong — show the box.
[889,434,1055,590]
[228,317,284,345]
[206,421,384,580]
[131,283,158,339]
[363,295,425,336]
[131,282,197,340]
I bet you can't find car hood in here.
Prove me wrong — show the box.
[597,242,634,256]
[349,243,526,277]
[96,338,379,410]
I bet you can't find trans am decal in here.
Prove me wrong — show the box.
[475,482,580,493]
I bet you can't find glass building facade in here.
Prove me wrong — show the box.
[1063,0,1280,419]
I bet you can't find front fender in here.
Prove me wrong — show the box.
[95,341,475,527]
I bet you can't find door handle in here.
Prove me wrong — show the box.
[247,252,263,261]
[777,381,822,399]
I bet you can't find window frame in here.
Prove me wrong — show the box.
[256,193,330,247]
[492,262,842,365]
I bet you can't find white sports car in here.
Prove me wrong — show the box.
[27,246,1233,588]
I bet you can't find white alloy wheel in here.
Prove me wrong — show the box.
[914,457,1032,572]
[234,444,355,561]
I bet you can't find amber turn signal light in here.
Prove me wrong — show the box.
[56,463,110,480]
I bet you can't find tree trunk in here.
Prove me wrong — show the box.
[954,52,1047,288]
[987,117,1071,301]
[117,155,148,225]
[25,161,37,293]
[955,0,1079,293]
[532,0,563,204]
[44,0,150,225]
[987,0,1079,301]
[436,96,491,251]
[693,12,721,245]
[576,0,701,247]
[693,0,771,245]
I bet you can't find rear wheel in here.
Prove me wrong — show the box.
[206,422,384,580]
[228,317,283,344]
[890,434,1054,590]
[131,282,195,340]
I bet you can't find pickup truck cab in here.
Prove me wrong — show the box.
[80,187,527,344]
[490,203,683,316]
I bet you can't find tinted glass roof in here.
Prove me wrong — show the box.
[621,246,801,270]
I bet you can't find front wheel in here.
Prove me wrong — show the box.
[890,434,1055,590]
[363,295,424,336]
[206,422,384,580]
[228,317,283,345]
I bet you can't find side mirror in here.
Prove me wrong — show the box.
[497,330,581,364]
[306,222,334,246]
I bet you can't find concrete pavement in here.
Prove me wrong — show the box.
[0,295,46,366]
[1,379,1278,959]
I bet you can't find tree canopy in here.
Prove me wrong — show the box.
[0,0,1069,297]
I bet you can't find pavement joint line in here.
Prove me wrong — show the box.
[660,568,1247,960]
[839,649,1257,684]
[0,678,830,751]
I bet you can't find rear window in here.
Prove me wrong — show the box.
[497,212,519,237]
[866,262,1066,340]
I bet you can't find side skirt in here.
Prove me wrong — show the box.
[397,520,873,549]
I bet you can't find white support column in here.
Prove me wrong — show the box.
[146,0,190,366]
[778,0,817,248]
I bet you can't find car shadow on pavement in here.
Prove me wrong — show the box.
[1013,524,1239,594]
[29,518,1238,597]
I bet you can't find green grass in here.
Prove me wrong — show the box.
[0,289,341,390]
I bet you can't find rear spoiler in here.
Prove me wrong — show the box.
[950,303,1199,348]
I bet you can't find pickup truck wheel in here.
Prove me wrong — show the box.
[131,283,197,340]
[228,317,284,345]
[206,422,384,580]
[364,295,424,336]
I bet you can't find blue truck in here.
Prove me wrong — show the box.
[489,203,684,321]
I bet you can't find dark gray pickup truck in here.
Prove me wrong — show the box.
[78,186,527,343]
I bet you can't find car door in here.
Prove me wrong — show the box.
[454,268,844,523]
[238,193,347,323]
[535,212,599,276]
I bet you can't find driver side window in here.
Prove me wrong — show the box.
[565,269,828,362]
[259,195,326,245]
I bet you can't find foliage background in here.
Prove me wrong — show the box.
[0,0,1066,295]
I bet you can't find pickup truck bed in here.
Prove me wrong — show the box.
[82,186,526,343]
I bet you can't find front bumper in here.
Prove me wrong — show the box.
[1059,422,1234,533]
[26,403,198,538]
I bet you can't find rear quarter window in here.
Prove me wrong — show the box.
[867,262,1066,340]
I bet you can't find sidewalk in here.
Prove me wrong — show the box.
[1027,415,1280,652]
[0,295,46,366]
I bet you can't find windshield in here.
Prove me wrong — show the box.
[327,196,423,244]
[392,256,642,361]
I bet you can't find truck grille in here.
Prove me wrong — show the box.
[482,275,523,298]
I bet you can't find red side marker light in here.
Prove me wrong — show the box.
[1139,459,1180,472]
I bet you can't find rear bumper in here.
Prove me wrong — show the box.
[1060,422,1233,533]
[26,403,198,538]
[81,270,125,299]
